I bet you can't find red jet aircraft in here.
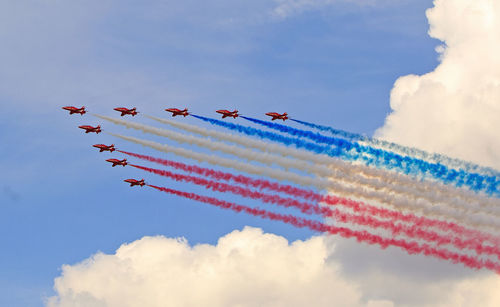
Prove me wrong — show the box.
[79,125,101,134]
[265,112,289,121]
[62,106,86,115]
[124,179,145,187]
[216,109,239,119]
[114,107,138,116]
[106,158,127,167]
[165,108,189,117]
[93,144,115,152]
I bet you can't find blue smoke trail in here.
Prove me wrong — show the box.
[242,116,500,196]
[290,118,363,141]
[192,114,499,197]
[290,118,500,178]
[191,114,338,155]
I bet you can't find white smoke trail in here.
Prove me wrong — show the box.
[99,114,500,218]
[108,132,329,188]
[145,115,500,214]
[290,119,500,178]
[145,115,332,163]
[98,115,330,173]
[109,132,500,232]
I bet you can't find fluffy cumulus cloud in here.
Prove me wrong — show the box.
[375,0,500,169]
[46,227,365,307]
[47,227,500,307]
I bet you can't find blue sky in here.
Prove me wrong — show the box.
[0,1,442,306]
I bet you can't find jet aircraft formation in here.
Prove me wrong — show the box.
[63,105,289,187]
[61,104,500,274]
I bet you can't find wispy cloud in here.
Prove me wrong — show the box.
[271,0,338,19]
[270,0,389,19]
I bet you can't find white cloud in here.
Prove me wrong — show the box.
[47,227,500,307]
[47,227,364,307]
[375,0,500,169]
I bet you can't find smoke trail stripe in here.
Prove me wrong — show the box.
[134,163,500,259]
[111,133,500,231]
[146,114,329,164]
[241,116,499,197]
[97,114,331,174]
[290,118,500,178]
[119,150,500,245]
[147,114,498,212]
[148,184,500,274]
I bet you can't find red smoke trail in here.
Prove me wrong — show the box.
[119,150,317,198]
[132,164,325,215]
[319,194,500,247]
[147,184,500,274]
[134,164,500,259]
[119,150,499,246]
